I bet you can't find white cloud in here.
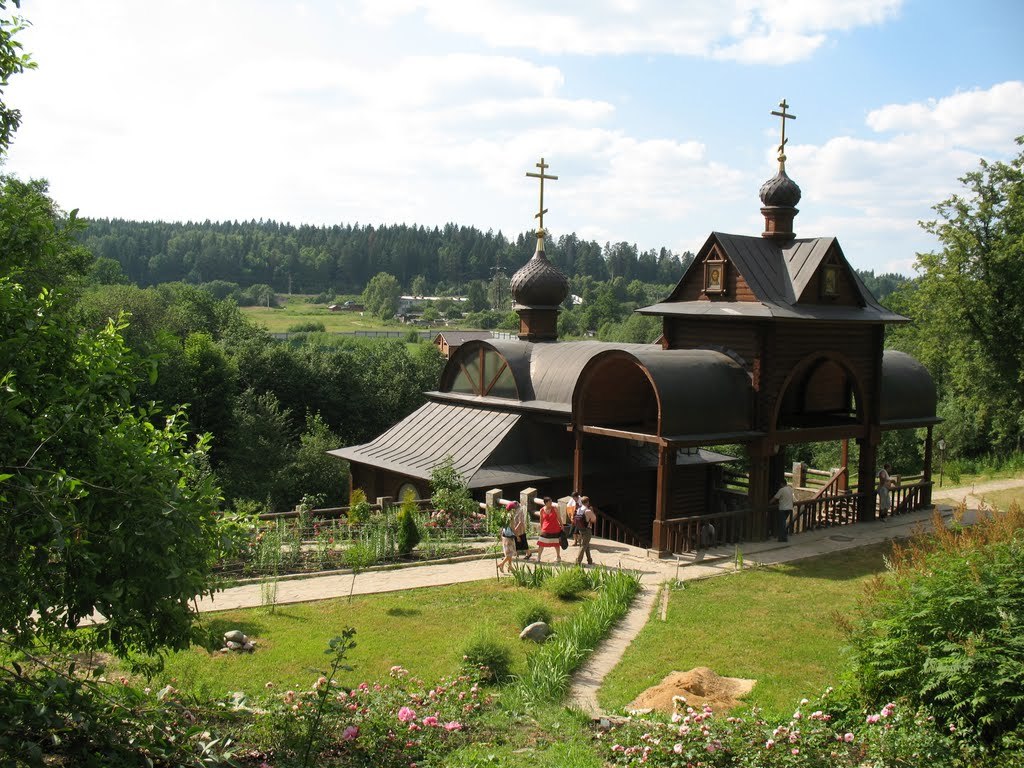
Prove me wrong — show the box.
[357,0,902,62]
[866,81,1024,152]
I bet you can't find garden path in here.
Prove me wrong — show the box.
[196,480,1023,716]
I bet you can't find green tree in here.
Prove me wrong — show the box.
[361,271,401,319]
[0,203,223,657]
[889,138,1024,454]
[0,2,33,152]
[429,456,476,519]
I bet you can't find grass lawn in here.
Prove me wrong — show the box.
[152,580,586,700]
[598,541,894,718]
[240,297,394,333]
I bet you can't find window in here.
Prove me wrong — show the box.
[446,346,519,399]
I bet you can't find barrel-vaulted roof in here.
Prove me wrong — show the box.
[880,350,940,427]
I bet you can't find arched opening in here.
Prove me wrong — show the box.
[776,355,862,430]
[575,354,659,434]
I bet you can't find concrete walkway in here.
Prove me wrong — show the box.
[196,478,1023,716]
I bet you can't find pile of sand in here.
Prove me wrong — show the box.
[627,667,756,715]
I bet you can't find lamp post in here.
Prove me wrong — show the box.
[938,438,946,487]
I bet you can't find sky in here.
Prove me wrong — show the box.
[4,1,1023,276]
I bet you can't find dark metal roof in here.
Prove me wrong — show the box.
[434,331,494,345]
[880,350,939,427]
[328,401,520,484]
[638,232,908,324]
[629,348,754,437]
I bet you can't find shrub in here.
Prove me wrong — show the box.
[348,488,372,527]
[514,599,553,629]
[396,495,421,556]
[843,502,1024,747]
[287,320,326,333]
[460,629,514,684]
[546,567,590,600]
[429,456,477,520]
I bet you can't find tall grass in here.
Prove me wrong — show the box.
[511,569,642,705]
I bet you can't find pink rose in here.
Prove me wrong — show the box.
[398,706,417,722]
[423,716,439,727]
[443,721,463,731]
[342,725,359,741]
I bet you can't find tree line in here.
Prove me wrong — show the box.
[82,217,695,296]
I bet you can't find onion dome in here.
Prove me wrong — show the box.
[759,168,802,208]
[510,235,569,308]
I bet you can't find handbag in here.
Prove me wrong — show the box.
[501,526,514,539]
[559,531,568,550]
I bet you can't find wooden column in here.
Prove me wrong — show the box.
[573,428,584,494]
[839,439,849,491]
[652,444,674,553]
[746,440,773,541]
[922,425,934,508]
[857,434,879,521]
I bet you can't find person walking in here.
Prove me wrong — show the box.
[566,491,581,545]
[509,500,531,560]
[535,497,563,564]
[770,480,793,542]
[497,502,517,572]
[574,495,597,566]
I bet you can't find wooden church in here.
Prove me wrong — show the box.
[331,103,938,553]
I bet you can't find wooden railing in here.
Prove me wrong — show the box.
[661,509,744,553]
[790,491,862,534]
[592,508,647,549]
[891,479,931,516]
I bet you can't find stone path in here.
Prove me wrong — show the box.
[196,477,1024,717]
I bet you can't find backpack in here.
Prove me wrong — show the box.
[573,506,589,530]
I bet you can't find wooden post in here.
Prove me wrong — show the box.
[573,428,584,494]
[791,461,806,488]
[839,439,849,491]
[376,496,393,511]
[922,425,934,508]
[857,435,878,521]
[519,487,538,520]
[746,440,773,541]
[652,444,674,554]
[485,488,503,509]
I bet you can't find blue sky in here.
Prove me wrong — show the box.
[4,1,1022,275]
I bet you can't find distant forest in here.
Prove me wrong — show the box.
[81,217,908,302]
[81,218,695,295]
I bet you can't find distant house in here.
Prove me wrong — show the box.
[433,330,495,359]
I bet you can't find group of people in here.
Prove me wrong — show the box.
[496,491,598,571]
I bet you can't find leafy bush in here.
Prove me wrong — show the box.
[514,599,553,629]
[348,488,372,527]
[429,456,477,520]
[287,320,326,333]
[460,629,514,684]
[546,567,590,600]
[843,502,1024,748]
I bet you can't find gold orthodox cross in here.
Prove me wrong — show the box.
[525,157,558,234]
[771,99,796,165]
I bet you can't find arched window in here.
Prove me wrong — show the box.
[447,346,518,398]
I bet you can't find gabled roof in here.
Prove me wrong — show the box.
[433,330,494,345]
[639,232,907,323]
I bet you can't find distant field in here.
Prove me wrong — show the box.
[241,296,402,333]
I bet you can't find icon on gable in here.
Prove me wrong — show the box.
[822,264,839,298]
[704,254,727,295]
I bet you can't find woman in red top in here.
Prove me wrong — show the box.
[535,497,563,563]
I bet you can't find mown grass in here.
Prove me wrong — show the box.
[598,541,894,718]
[150,581,587,700]
[240,297,392,333]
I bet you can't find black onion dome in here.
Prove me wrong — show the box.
[759,168,802,207]
[510,249,569,307]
